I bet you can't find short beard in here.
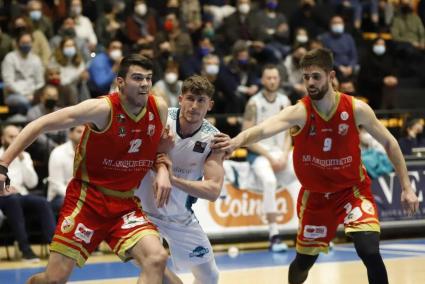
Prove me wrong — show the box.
[309,83,329,101]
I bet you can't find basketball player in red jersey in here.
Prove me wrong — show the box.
[213,48,419,284]
[0,54,178,284]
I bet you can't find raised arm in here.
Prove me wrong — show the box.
[354,99,419,215]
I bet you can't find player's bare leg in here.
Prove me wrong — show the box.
[130,235,168,284]
[26,252,76,284]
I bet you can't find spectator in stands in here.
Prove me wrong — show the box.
[398,118,425,155]
[279,44,308,104]
[27,84,67,153]
[319,15,358,80]
[0,125,55,262]
[47,125,85,213]
[87,39,123,98]
[125,0,157,49]
[358,37,399,109]
[292,27,310,47]
[289,0,331,40]
[330,0,379,30]
[69,0,97,52]
[135,42,165,84]
[224,40,261,111]
[254,0,291,60]
[1,32,44,115]
[26,0,54,39]
[50,16,91,63]
[180,0,203,38]
[153,60,182,108]
[218,0,261,54]
[43,63,78,107]
[10,15,51,67]
[180,35,217,78]
[155,12,194,62]
[95,0,126,49]
[390,0,425,76]
[242,65,294,252]
[0,27,14,82]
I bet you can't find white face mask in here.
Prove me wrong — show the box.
[29,10,42,21]
[205,64,219,75]
[373,45,386,55]
[109,49,122,61]
[63,46,76,58]
[331,24,344,34]
[165,72,178,84]
[135,3,147,16]
[238,3,250,14]
[72,6,82,16]
[296,35,308,43]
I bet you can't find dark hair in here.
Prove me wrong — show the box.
[262,64,278,74]
[117,54,153,78]
[181,75,215,98]
[300,48,334,73]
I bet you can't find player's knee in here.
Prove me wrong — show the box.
[45,270,71,284]
[144,247,168,270]
[352,232,380,260]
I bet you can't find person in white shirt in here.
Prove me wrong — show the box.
[136,75,228,284]
[0,125,55,261]
[47,125,85,212]
[241,64,296,252]
[70,0,98,51]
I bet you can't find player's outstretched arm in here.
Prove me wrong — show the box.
[0,98,110,193]
[354,99,419,216]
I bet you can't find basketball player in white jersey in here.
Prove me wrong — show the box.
[136,75,227,284]
[242,64,296,252]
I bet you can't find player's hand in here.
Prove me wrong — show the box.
[153,165,172,208]
[401,188,419,217]
[211,133,234,158]
[157,125,175,153]
[0,168,11,196]
[155,153,172,173]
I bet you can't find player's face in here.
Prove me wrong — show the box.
[302,66,334,101]
[261,68,280,93]
[118,65,152,108]
[179,92,213,124]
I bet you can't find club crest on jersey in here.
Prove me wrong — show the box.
[147,124,155,136]
[340,111,349,121]
[149,112,154,121]
[189,246,209,258]
[338,123,349,136]
[118,126,126,137]
[60,216,75,233]
[117,113,126,123]
[193,141,207,153]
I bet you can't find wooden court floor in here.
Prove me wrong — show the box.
[1,238,425,284]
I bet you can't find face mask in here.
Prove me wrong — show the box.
[401,5,412,14]
[266,1,278,10]
[19,44,32,54]
[238,58,248,65]
[238,3,250,14]
[14,26,27,36]
[135,3,147,16]
[62,27,76,37]
[205,64,219,75]
[63,46,76,58]
[373,45,385,55]
[44,99,57,109]
[109,49,122,61]
[199,47,211,57]
[164,19,174,32]
[165,72,178,84]
[203,28,214,39]
[331,24,344,34]
[72,6,82,16]
[296,35,308,43]
[48,78,61,86]
[29,10,42,21]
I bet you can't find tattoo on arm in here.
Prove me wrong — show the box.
[243,103,256,123]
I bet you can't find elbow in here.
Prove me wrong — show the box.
[207,186,221,202]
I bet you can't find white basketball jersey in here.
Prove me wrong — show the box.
[249,91,291,151]
[136,108,219,218]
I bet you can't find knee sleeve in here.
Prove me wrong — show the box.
[288,253,318,284]
[191,260,219,284]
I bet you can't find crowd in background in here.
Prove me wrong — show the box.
[0,0,424,261]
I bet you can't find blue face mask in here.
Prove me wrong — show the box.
[199,47,211,57]
[266,1,278,10]
[238,59,249,65]
[29,10,42,21]
[373,45,386,56]
[19,44,32,54]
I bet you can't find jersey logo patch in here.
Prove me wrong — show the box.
[361,200,375,215]
[193,141,207,153]
[121,211,148,229]
[118,126,126,137]
[117,113,126,123]
[189,246,209,258]
[149,112,154,121]
[61,216,75,233]
[344,207,363,224]
[74,223,94,244]
[340,111,349,121]
[338,123,349,136]
[147,124,155,136]
[303,225,327,239]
